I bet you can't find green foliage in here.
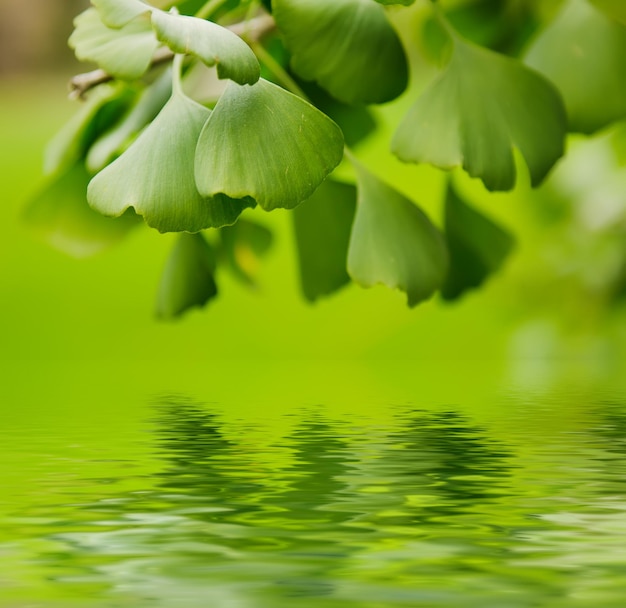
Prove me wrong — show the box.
[30,0,626,319]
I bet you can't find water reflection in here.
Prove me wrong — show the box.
[4,394,626,607]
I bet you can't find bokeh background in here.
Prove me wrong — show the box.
[3,0,626,374]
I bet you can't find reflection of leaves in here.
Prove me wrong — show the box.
[88,90,252,233]
[195,79,344,211]
[393,30,566,191]
[23,163,140,258]
[525,0,626,134]
[155,233,218,319]
[151,10,260,85]
[69,9,158,80]
[293,179,356,302]
[348,164,448,307]
[442,184,515,301]
[273,0,408,104]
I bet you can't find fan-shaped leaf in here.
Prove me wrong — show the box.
[392,35,567,191]
[195,78,344,211]
[293,179,356,302]
[591,0,626,25]
[347,164,448,307]
[441,184,514,300]
[273,0,408,104]
[525,0,626,134]
[156,232,218,319]
[151,10,260,85]
[70,8,158,81]
[92,0,152,28]
[88,90,252,233]
[23,163,140,258]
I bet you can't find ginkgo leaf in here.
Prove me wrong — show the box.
[441,184,514,300]
[218,219,273,286]
[151,10,260,85]
[92,0,152,28]
[44,83,135,175]
[347,163,448,307]
[273,0,408,104]
[155,232,218,319]
[525,0,626,134]
[293,179,356,302]
[392,33,567,191]
[88,89,252,233]
[591,0,626,25]
[195,78,344,211]
[23,163,140,258]
[87,68,172,172]
[70,8,158,80]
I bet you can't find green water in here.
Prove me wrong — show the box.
[2,362,626,607]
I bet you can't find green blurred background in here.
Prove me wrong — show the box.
[3,0,626,366]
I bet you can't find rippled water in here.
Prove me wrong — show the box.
[2,363,626,607]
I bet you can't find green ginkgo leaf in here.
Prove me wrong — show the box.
[591,0,626,25]
[151,10,260,85]
[23,163,140,258]
[88,89,252,233]
[155,232,218,319]
[92,0,152,28]
[525,0,626,134]
[392,32,567,191]
[347,163,448,307]
[273,0,408,104]
[293,179,356,302]
[441,184,514,301]
[195,78,344,211]
[218,219,273,286]
[87,68,172,172]
[70,8,158,80]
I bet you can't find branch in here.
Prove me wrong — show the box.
[68,13,277,100]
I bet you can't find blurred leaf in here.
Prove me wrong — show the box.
[347,163,448,307]
[375,0,415,4]
[92,0,152,28]
[441,184,515,301]
[392,31,566,191]
[155,232,218,319]
[88,89,252,233]
[151,10,260,85]
[525,0,626,134]
[23,163,140,258]
[44,84,135,175]
[591,0,626,25]
[219,219,273,286]
[87,68,172,172]
[293,179,356,302]
[273,0,408,104]
[70,9,159,81]
[195,78,344,211]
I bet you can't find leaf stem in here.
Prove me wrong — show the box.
[172,53,184,95]
[195,0,229,20]
[251,42,310,101]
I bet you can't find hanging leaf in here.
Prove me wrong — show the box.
[273,0,408,104]
[88,89,253,233]
[590,0,626,25]
[44,83,135,175]
[87,68,172,172]
[525,0,626,134]
[218,219,273,286]
[195,78,344,211]
[92,0,152,28]
[23,163,140,258]
[69,8,158,81]
[441,184,514,301]
[155,232,218,319]
[293,179,356,302]
[392,31,567,191]
[151,10,260,85]
[347,163,448,307]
